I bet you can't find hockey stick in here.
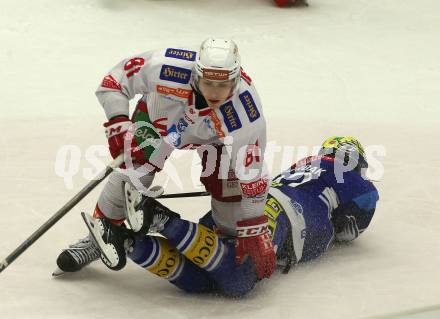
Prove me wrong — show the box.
[158,191,210,199]
[0,154,125,274]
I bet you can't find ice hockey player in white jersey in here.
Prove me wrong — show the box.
[55,38,276,280]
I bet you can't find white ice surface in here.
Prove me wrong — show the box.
[1,0,440,318]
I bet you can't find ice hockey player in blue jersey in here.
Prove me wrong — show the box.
[80,136,378,297]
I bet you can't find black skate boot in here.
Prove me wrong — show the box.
[81,213,134,271]
[140,197,181,233]
[53,235,100,276]
[124,182,180,235]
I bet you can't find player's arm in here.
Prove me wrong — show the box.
[95,51,155,160]
[332,190,379,242]
[329,171,379,242]
[96,51,154,119]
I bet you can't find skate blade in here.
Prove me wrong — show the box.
[124,182,143,232]
[80,212,118,268]
[52,267,65,277]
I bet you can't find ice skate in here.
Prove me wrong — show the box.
[81,212,133,271]
[52,234,100,276]
[124,182,178,235]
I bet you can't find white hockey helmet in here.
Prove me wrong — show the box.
[194,38,241,86]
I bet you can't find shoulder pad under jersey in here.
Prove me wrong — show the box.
[217,78,265,137]
[148,48,197,102]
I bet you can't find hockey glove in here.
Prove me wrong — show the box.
[235,215,276,279]
[104,116,143,163]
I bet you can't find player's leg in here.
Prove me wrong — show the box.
[128,235,215,293]
[54,171,154,275]
[54,99,168,274]
[54,172,133,274]
[127,198,259,297]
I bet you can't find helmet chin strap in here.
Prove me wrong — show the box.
[190,84,210,110]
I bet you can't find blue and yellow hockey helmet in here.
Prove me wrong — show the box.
[318,136,368,172]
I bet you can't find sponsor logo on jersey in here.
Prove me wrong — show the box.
[181,106,197,125]
[220,102,242,132]
[106,125,123,138]
[160,65,192,84]
[184,111,195,125]
[203,118,216,136]
[167,124,182,147]
[239,91,260,122]
[165,48,197,61]
[156,85,192,99]
[101,74,122,91]
[206,111,225,138]
[219,169,240,197]
[203,68,230,81]
[290,200,304,216]
[236,224,268,237]
[177,118,188,133]
[182,225,221,270]
[264,196,285,237]
[240,178,268,197]
[265,196,284,216]
[145,238,182,279]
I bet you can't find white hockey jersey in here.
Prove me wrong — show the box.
[96,48,268,235]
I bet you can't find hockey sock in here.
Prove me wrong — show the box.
[129,236,184,281]
[160,218,259,296]
[160,219,225,272]
[128,236,214,293]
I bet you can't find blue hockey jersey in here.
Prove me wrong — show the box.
[266,155,379,266]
